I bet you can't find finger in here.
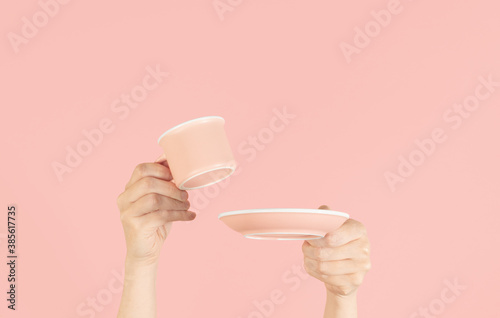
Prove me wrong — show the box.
[125,162,173,190]
[307,218,366,248]
[154,154,170,169]
[304,257,370,276]
[303,262,325,281]
[154,153,167,163]
[121,177,188,208]
[302,237,370,261]
[139,209,196,228]
[124,193,190,218]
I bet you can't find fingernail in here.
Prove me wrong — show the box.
[181,191,188,200]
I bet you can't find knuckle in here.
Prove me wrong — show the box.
[136,163,148,177]
[358,238,370,257]
[142,177,155,191]
[356,221,367,235]
[304,258,315,271]
[315,247,328,260]
[363,260,372,271]
[326,234,338,246]
[317,261,328,274]
[362,243,370,256]
[353,272,365,286]
[165,182,181,199]
[147,193,161,208]
[173,199,187,210]
[360,249,370,261]
[119,211,129,224]
[116,192,123,207]
[324,276,336,286]
[348,218,366,235]
[304,263,315,276]
[313,247,322,259]
[301,242,308,254]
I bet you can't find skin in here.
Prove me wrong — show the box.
[116,155,371,317]
[302,206,371,317]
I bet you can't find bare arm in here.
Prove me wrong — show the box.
[324,291,357,318]
[116,154,196,318]
[118,259,158,318]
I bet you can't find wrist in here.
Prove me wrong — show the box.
[326,288,357,306]
[125,255,159,279]
[324,289,357,318]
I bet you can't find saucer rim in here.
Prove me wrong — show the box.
[218,208,349,219]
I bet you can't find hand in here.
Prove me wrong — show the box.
[116,154,196,266]
[302,205,371,297]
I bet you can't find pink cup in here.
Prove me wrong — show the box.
[157,116,237,190]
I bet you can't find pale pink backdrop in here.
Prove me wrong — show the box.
[1,0,499,317]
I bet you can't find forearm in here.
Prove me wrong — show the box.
[323,290,357,318]
[117,257,158,318]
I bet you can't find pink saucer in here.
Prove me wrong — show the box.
[218,208,349,240]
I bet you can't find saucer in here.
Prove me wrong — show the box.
[218,208,349,240]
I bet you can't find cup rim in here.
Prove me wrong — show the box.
[157,116,225,144]
[178,165,235,190]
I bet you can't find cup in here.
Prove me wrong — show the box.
[157,116,237,190]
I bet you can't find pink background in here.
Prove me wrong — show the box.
[1,0,499,317]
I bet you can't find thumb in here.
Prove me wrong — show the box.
[166,210,197,222]
[305,205,332,247]
[141,210,196,230]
